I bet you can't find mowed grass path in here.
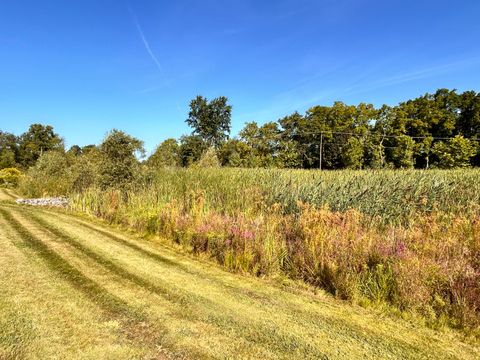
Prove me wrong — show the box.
[0,191,478,359]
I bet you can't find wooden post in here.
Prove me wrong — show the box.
[319,133,323,170]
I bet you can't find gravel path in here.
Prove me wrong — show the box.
[15,197,68,207]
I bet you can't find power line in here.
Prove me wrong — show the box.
[290,131,479,169]
[288,130,480,141]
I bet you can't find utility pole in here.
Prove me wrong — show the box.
[319,132,323,170]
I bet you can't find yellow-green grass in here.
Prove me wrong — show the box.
[0,200,478,359]
[74,167,480,225]
[68,169,480,333]
[0,188,18,201]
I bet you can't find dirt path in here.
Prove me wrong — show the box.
[0,200,478,359]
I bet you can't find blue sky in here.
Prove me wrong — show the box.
[1,0,480,154]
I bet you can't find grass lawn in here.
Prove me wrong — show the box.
[0,189,478,359]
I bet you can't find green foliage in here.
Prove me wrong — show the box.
[0,167,22,188]
[458,91,480,140]
[341,137,364,169]
[98,130,144,190]
[431,136,477,168]
[191,147,221,168]
[218,139,254,167]
[279,103,374,168]
[18,151,72,197]
[18,124,64,168]
[239,121,284,167]
[81,144,97,154]
[0,149,16,169]
[70,168,480,333]
[362,136,385,169]
[0,131,19,169]
[387,135,415,168]
[67,145,82,157]
[178,135,208,167]
[276,140,302,168]
[237,89,479,170]
[17,144,101,196]
[147,138,179,168]
[186,95,232,147]
[70,148,101,192]
[3,88,480,172]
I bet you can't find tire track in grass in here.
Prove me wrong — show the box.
[18,205,458,360]
[5,189,19,199]
[0,220,36,359]
[39,208,347,319]
[49,211,365,329]
[70,217,209,275]
[20,207,330,359]
[7,204,304,308]
[35,208,456,358]
[0,189,16,201]
[55,212,256,293]
[0,207,174,360]
[10,204,473,359]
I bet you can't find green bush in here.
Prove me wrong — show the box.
[191,147,220,168]
[0,168,22,188]
[18,152,72,197]
[98,129,144,189]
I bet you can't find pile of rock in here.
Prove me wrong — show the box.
[16,197,69,208]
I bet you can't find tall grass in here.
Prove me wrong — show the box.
[77,168,480,223]
[69,168,480,334]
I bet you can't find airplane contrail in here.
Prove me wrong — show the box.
[127,3,169,84]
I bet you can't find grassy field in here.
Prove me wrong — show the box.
[0,189,478,359]
[90,168,479,224]
[0,188,19,201]
[68,168,480,334]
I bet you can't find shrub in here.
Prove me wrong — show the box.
[18,151,72,197]
[98,130,144,189]
[191,147,220,168]
[0,167,22,188]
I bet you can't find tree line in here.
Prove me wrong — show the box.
[1,88,480,180]
[150,89,480,169]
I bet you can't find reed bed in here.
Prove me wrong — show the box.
[70,168,480,335]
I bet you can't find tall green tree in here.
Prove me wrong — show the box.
[218,139,254,167]
[341,137,364,169]
[147,138,180,168]
[67,145,83,157]
[186,96,232,147]
[431,136,477,168]
[98,129,144,189]
[282,102,374,169]
[18,124,63,168]
[70,147,101,192]
[0,131,18,169]
[19,151,71,196]
[178,135,209,167]
[387,135,416,168]
[457,91,480,166]
[240,122,282,167]
[191,147,221,168]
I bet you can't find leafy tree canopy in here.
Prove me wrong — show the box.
[186,96,232,147]
[18,124,64,168]
[98,129,144,189]
[147,138,180,168]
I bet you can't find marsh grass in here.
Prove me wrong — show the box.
[69,168,480,335]
[2,195,480,358]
